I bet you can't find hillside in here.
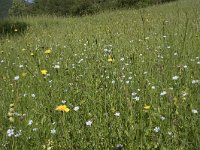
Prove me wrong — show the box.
[0,0,200,149]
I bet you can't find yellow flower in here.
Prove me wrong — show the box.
[111,107,115,113]
[41,69,47,75]
[45,49,52,54]
[108,55,114,63]
[30,52,34,56]
[9,117,15,123]
[108,58,113,63]
[144,104,151,110]
[22,72,27,77]
[55,105,70,112]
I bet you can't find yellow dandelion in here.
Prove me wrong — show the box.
[22,72,27,77]
[108,58,113,63]
[30,52,34,56]
[144,104,151,110]
[55,105,70,112]
[45,49,52,54]
[9,117,15,123]
[41,69,47,75]
[173,97,178,106]
[108,54,114,63]
[111,107,116,113]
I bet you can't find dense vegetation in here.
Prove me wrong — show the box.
[9,0,177,16]
[0,0,200,149]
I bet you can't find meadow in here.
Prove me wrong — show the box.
[0,0,200,149]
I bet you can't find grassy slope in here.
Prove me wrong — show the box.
[0,0,200,149]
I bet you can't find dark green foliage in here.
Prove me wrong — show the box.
[72,0,100,16]
[117,0,140,7]
[0,21,28,36]
[116,0,177,8]
[9,0,178,17]
[9,0,26,16]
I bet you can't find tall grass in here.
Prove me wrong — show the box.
[0,0,200,149]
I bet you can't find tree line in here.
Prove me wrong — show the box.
[10,0,177,17]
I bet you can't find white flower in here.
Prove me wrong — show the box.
[168,131,172,136]
[104,48,108,53]
[197,61,200,64]
[19,65,24,68]
[107,49,112,53]
[183,65,188,68]
[151,86,156,89]
[32,128,38,131]
[73,106,79,111]
[111,80,115,84]
[31,94,36,98]
[160,91,167,96]
[86,120,92,126]
[114,112,120,117]
[14,130,22,137]
[61,100,66,104]
[131,92,137,96]
[154,127,160,133]
[172,76,179,80]
[53,65,60,69]
[191,59,195,61]
[192,109,198,114]
[116,144,123,149]
[182,91,188,97]
[78,59,84,63]
[28,120,33,125]
[51,129,56,134]
[174,52,178,56]
[133,96,140,101]
[192,80,199,84]
[126,80,130,84]
[125,63,129,66]
[120,58,125,61]
[7,129,14,137]
[143,72,148,74]
[14,75,20,80]
[160,116,165,121]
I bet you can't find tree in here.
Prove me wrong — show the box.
[9,0,27,16]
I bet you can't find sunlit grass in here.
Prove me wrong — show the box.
[0,0,200,149]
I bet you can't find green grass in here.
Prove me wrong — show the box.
[0,0,200,149]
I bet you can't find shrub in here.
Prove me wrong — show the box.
[72,0,100,16]
[0,20,29,36]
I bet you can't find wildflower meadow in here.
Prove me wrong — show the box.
[0,0,200,149]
